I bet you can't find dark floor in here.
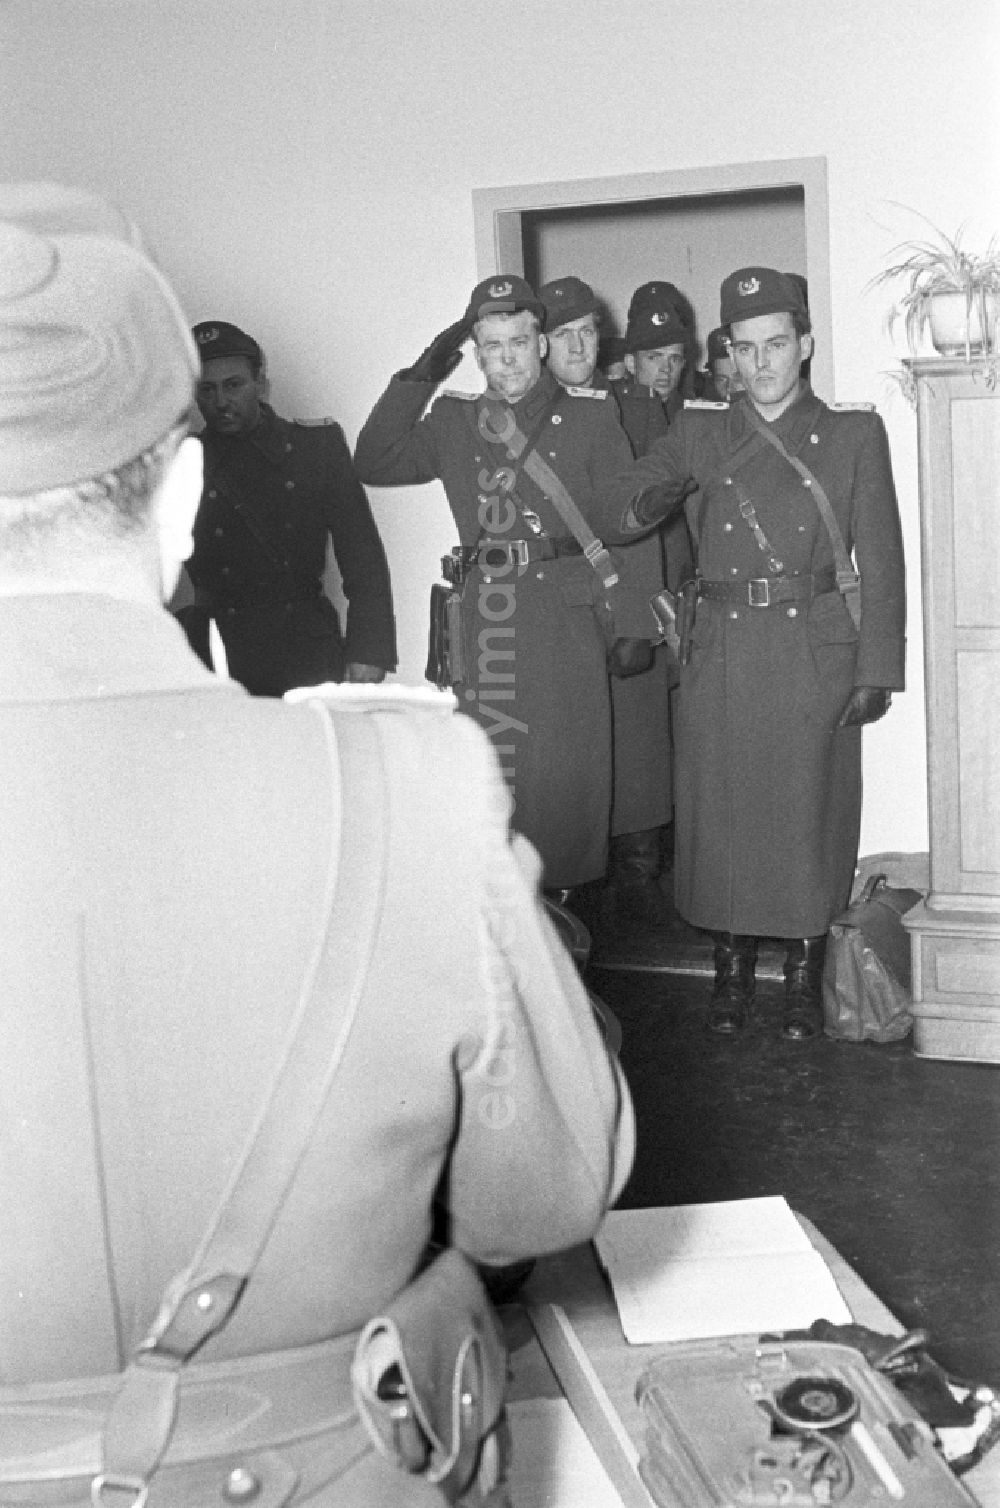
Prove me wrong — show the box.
[574,881,1000,1390]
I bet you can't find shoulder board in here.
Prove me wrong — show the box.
[285,682,457,711]
[830,402,876,412]
[293,416,336,427]
[564,385,608,399]
[438,389,480,402]
[684,398,729,411]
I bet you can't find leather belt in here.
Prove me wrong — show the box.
[457,538,584,573]
[697,570,837,608]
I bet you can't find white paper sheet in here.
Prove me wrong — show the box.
[506,1398,631,1507]
[595,1196,852,1344]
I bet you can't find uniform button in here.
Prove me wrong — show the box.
[787,607,798,618]
[475,455,482,463]
[723,476,733,486]
[214,527,224,538]
[730,566,739,576]
[810,434,819,444]
[549,451,557,458]
[285,442,293,453]
[536,570,545,580]
[223,1467,261,1502]
[729,609,739,620]
[483,574,492,583]
[551,415,562,425]
[208,490,218,500]
[724,522,733,532]
[221,566,231,576]
[798,524,806,532]
[802,478,812,488]
[285,479,295,490]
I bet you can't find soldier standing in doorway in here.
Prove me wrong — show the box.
[540,275,691,926]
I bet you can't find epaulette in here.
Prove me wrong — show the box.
[830,402,876,412]
[293,416,336,427]
[438,389,480,402]
[564,384,608,399]
[285,682,457,711]
[684,398,729,410]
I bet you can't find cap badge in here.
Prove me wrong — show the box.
[651,311,669,326]
[197,326,220,344]
[738,277,761,297]
[489,280,513,298]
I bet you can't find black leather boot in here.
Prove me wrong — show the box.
[610,827,670,928]
[708,933,757,1034]
[782,935,827,1041]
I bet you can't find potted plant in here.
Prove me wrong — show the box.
[867,207,1000,362]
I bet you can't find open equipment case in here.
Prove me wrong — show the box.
[636,1335,978,1507]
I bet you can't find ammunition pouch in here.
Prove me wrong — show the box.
[650,578,698,665]
[426,580,466,689]
[352,1248,509,1503]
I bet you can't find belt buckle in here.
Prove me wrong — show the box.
[512,539,530,568]
[748,578,770,607]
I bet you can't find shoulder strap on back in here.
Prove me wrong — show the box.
[96,704,388,1501]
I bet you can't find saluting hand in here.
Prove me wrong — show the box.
[837,685,892,727]
[398,317,472,384]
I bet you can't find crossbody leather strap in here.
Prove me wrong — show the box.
[740,401,861,628]
[475,399,619,591]
[94,705,388,1505]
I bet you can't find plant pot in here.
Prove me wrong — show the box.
[927,289,997,357]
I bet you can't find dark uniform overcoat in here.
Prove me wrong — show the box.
[354,367,636,887]
[603,375,695,837]
[188,405,397,695]
[592,386,906,937]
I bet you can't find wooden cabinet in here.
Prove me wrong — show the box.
[903,359,1000,1060]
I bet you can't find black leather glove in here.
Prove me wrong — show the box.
[607,636,654,678]
[838,685,892,727]
[397,317,471,384]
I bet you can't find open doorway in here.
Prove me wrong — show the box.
[472,156,832,397]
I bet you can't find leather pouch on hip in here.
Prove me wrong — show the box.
[649,587,681,661]
[426,583,465,688]
[351,1248,509,1503]
[650,579,698,665]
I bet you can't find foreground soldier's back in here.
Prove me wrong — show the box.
[0,183,633,1507]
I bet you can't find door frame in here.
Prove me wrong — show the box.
[472,155,833,398]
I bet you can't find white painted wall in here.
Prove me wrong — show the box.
[3,0,999,856]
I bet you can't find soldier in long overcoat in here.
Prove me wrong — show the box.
[538,276,694,925]
[591,267,906,1040]
[354,276,640,890]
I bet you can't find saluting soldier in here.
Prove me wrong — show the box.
[540,276,690,926]
[590,267,906,1040]
[354,274,643,890]
[183,321,397,696]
